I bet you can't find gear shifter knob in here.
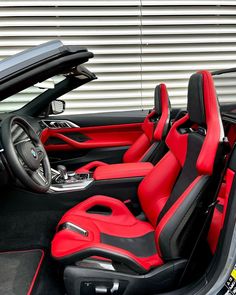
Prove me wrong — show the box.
[57,165,68,180]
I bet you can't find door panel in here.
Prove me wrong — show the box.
[41,110,147,170]
[41,109,181,169]
[41,123,143,152]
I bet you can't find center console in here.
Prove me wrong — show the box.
[49,162,153,193]
[50,165,94,192]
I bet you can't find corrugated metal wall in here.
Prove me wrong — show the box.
[0,0,236,114]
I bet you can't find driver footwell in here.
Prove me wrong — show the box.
[0,249,65,295]
[0,194,65,295]
[0,250,44,295]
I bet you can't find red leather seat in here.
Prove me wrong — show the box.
[52,71,224,274]
[75,84,170,174]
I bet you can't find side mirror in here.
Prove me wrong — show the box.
[50,100,65,115]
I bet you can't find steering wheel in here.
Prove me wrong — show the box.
[0,115,51,192]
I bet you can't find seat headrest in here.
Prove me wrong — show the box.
[154,83,171,116]
[142,83,170,142]
[154,84,170,117]
[195,70,224,174]
[154,85,162,116]
[187,72,206,126]
[166,70,224,175]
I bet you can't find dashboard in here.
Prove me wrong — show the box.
[0,105,236,189]
[0,113,79,145]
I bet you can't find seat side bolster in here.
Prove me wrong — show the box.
[156,176,209,260]
[52,244,162,274]
[60,195,135,223]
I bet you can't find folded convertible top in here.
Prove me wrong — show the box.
[0,40,94,100]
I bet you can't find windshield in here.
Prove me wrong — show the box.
[0,75,64,113]
[213,71,236,105]
[0,86,47,113]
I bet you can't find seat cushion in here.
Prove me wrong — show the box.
[51,196,163,273]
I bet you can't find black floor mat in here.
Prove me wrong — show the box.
[0,249,44,295]
[0,190,68,294]
[31,252,65,295]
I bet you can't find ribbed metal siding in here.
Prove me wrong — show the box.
[0,1,236,114]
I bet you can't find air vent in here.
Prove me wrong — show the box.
[41,120,79,129]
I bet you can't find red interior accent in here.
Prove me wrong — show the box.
[165,114,189,167]
[74,83,170,172]
[122,133,150,163]
[40,128,49,144]
[123,84,170,163]
[51,70,223,269]
[218,182,226,199]
[154,83,170,141]
[138,151,181,226]
[52,195,163,271]
[41,123,143,151]
[141,110,156,142]
[93,162,154,181]
[208,168,235,253]
[227,124,236,148]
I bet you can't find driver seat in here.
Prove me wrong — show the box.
[51,71,224,279]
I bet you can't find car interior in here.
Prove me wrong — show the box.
[0,41,236,295]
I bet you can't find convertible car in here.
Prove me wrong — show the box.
[0,40,236,295]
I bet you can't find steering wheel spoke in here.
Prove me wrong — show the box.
[31,169,49,187]
[15,148,30,169]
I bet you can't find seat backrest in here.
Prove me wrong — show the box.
[123,83,170,163]
[138,70,224,261]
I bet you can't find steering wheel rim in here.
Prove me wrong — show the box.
[0,115,51,192]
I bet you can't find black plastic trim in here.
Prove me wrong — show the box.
[101,232,156,258]
[63,259,187,295]
[53,247,148,274]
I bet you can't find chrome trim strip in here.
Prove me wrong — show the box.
[62,222,88,237]
[76,258,116,272]
[95,286,108,293]
[49,179,93,192]
[111,282,120,293]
